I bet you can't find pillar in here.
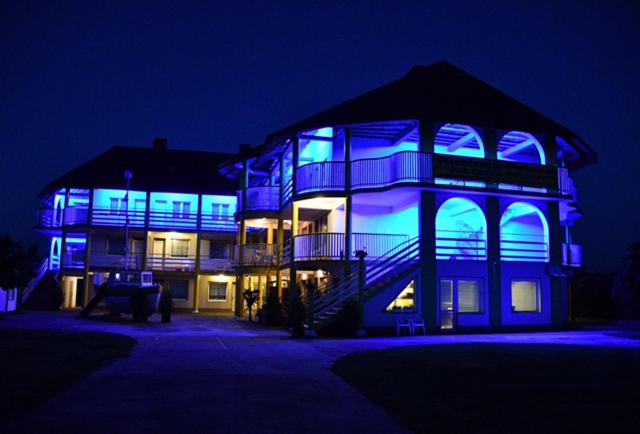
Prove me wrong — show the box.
[82,232,92,307]
[548,201,565,327]
[194,233,202,313]
[344,128,352,275]
[276,217,284,299]
[486,197,502,328]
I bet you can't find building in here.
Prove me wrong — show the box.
[33,61,596,332]
[34,139,239,313]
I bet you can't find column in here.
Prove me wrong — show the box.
[343,128,352,275]
[194,233,202,313]
[276,217,284,299]
[548,201,565,327]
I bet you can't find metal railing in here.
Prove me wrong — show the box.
[351,151,432,190]
[294,233,345,261]
[500,233,549,262]
[234,244,279,267]
[238,186,280,212]
[281,178,293,206]
[201,214,237,232]
[296,161,345,194]
[148,210,198,229]
[200,257,235,272]
[146,255,196,271]
[22,258,49,303]
[91,208,146,227]
[90,254,142,269]
[352,233,410,258]
[436,230,487,260]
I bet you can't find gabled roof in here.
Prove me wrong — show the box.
[40,145,237,198]
[264,61,596,167]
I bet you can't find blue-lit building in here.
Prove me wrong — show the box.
[34,140,240,313]
[33,61,596,332]
[221,61,596,332]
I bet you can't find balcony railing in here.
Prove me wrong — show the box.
[90,254,142,269]
[436,230,487,260]
[294,233,345,261]
[200,257,235,272]
[500,233,549,262]
[281,178,293,206]
[296,161,345,194]
[352,233,411,258]
[234,244,279,267]
[62,252,85,269]
[91,208,146,227]
[146,255,196,271]
[238,186,280,212]
[148,210,198,229]
[62,206,89,225]
[351,151,432,190]
[201,214,237,232]
[562,243,582,267]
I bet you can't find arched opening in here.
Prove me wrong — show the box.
[436,198,487,260]
[498,131,545,165]
[434,124,484,158]
[500,202,549,262]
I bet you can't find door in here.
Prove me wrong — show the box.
[152,239,165,269]
[439,279,455,330]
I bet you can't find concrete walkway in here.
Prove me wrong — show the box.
[2,312,640,434]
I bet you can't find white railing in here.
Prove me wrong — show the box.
[296,161,346,194]
[146,255,196,271]
[500,233,549,262]
[351,151,432,190]
[239,186,280,212]
[436,230,487,260]
[21,258,49,303]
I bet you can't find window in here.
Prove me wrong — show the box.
[209,241,230,259]
[458,280,483,313]
[212,203,230,220]
[208,282,227,301]
[109,197,125,215]
[107,238,125,255]
[511,280,540,312]
[171,239,189,257]
[385,280,415,312]
[172,201,191,219]
[8,289,16,301]
[169,280,189,300]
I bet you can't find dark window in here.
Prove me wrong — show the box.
[169,280,189,300]
[209,241,230,259]
[107,238,125,255]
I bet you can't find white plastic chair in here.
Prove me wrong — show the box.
[396,318,412,336]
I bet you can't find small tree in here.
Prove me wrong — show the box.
[0,234,39,311]
[261,290,283,326]
[285,286,306,338]
[242,289,260,322]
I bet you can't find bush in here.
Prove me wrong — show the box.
[261,292,283,326]
[285,288,306,338]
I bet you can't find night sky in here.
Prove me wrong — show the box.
[1,1,638,272]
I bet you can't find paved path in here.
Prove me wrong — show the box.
[2,312,640,434]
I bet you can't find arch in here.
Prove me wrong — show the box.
[435,197,487,260]
[497,131,546,165]
[500,202,549,262]
[434,124,484,158]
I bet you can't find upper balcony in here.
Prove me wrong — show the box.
[237,186,280,213]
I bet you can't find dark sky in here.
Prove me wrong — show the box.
[1,0,639,272]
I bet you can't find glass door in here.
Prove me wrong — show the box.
[440,279,455,330]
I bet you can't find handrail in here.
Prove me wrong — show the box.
[351,151,432,190]
[296,161,345,194]
[238,186,280,212]
[21,258,49,303]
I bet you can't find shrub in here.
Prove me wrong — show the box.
[285,288,306,338]
[261,292,283,326]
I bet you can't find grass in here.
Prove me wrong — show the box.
[0,329,136,425]
[332,344,640,434]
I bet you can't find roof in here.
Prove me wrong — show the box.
[40,145,238,198]
[264,61,597,167]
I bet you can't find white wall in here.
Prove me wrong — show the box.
[198,274,236,311]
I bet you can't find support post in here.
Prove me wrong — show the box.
[194,233,202,314]
[355,249,368,337]
[276,217,284,300]
[82,232,92,307]
[486,197,502,328]
[306,283,317,337]
[548,201,565,327]
[344,128,353,276]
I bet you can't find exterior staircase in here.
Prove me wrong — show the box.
[21,258,65,310]
[311,237,420,329]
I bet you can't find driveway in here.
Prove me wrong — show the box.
[2,312,639,434]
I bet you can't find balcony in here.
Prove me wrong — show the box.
[293,232,410,261]
[238,186,280,212]
[90,253,143,269]
[200,257,235,272]
[148,210,198,230]
[234,244,279,267]
[91,208,146,227]
[562,243,582,267]
[201,214,237,232]
[62,252,85,269]
[146,255,196,271]
[296,161,345,195]
[351,151,432,190]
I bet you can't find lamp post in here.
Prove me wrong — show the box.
[123,170,133,271]
[355,248,368,337]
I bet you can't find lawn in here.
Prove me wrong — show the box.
[0,329,136,425]
[332,344,640,434]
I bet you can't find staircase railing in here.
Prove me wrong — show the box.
[21,258,50,303]
[312,237,420,325]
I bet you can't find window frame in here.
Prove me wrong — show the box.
[170,239,190,258]
[207,281,228,302]
[439,276,485,316]
[510,278,541,313]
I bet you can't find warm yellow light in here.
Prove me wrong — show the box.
[301,273,308,280]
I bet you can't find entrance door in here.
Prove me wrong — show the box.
[152,239,165,269]
[439,280,455,330]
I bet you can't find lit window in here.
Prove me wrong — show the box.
[458,280,482,313]
[385,280,415,312]
[169,280,189,300]
[511,280,540,312]
[171,239,190,257]
[208,282,227,301]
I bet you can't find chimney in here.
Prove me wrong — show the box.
[153,138,168,151]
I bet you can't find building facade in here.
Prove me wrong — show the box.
[34,62,596,332]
